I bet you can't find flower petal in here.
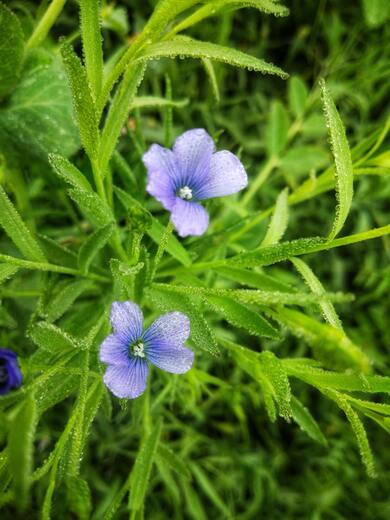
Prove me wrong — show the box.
[171,198,209,237]
[99,334,128,366]
[146,169,176,210]
[143,144,182,186]
[172,129,215,189]
[144,312,190,348]
[197,150,248,199]
[103,359,148,399]
[110,301,143,343]
[143,312,193,374]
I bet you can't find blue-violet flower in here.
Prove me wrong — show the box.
[143,128,248,237]
[99,301,194,399]
[0,348,22,395]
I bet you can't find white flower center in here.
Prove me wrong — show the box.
[132,341,145,358]
[178,186,193,200]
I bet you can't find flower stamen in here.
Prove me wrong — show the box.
[178,186,193,200]
[131,341,146,358]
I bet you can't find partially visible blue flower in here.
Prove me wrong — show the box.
[99,301,194,399]
[0,348,22,395]
[143,128,248,237]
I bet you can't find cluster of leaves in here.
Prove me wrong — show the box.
[0,0,389,518]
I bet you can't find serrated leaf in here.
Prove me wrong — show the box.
[260,188,289,247]
[291,257,342,329]
[61,40,99,158]
[0,49,79,163]
[0,185,46,262]
[30,321,80,353]
[8,394,37,508]
[68,188,113,228]
[78,223,114,273]
[205,293,279,338]
[129,419,162,512]
[49,154,93,192]
[291,396,327,445]
[0,2,24,98]
[46,279,93,322]
[147,286,219,356]
[136,37,288,79]
[320,79,354,240]
[288,76,309,118]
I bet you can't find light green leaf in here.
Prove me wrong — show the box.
[214,265,292,292]
[157,445,191,480]
[61,40,99,158]
[291,396,327,445]
[259,351,292,420]
[114,187,192,266]
[68,188,114,228]
[288,76,309,118]
[0,264,19,285]
[49,154,93,192]
[79,0,103,99]
[0,185,46,262]
[260,188,289,247]
[0,49,79,163]
[291,257,342,329]
[29,322,80,353]
[265,100,290,157]
[320,79,354,240]
[78,223,114,273]
[131,95,188,110]
[129,419,162,512]
[202,58,220,103]
[66,476,92,520]
[362,0,390,27]
[205,293,279,338]
[191,463,231,517]
[0,2,24,98]
[8,394,37,508]
[136,37,288,79]
[46,280,94,322]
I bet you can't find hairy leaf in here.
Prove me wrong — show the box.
[0,2,24,98]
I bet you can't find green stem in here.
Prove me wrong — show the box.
[240,156,279,208]
[26,0,67,50]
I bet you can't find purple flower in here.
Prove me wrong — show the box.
[99,301,194,399]
[0,348,22,395]
[143,128,248,237]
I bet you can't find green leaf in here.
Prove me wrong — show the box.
[214,265,292,292]
[0,264,19,285]
[0,49,79,163]
[0,185,46,262]
[29,321,80,353]
[68,188,114,228]
[291,257,342,329]
[322,389,376,477]
[320,79,354,240]
[66,476,92,520]
[191,463,231,517]
[131,95,188,110]
[265,100,290,157]
[0,2,24,98]
[61,40,99,158]
[99,63,145,174]
[129,419,162,512]
[78,223,114,273]
[8,394,37,508]
[157,445,191,480]
[259,351,292,420]
[202,58,220,103]
[205,293,279,338]
[46,279,94,322]
[79,0,103,99]
[260,188,289,247]
[288,76,309,118]
[49,154,93,192]
[114,187,192,266]
[147,286,219,356]
[136,37,288,79]
[362,0,390,27]
[291,396,327,445]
